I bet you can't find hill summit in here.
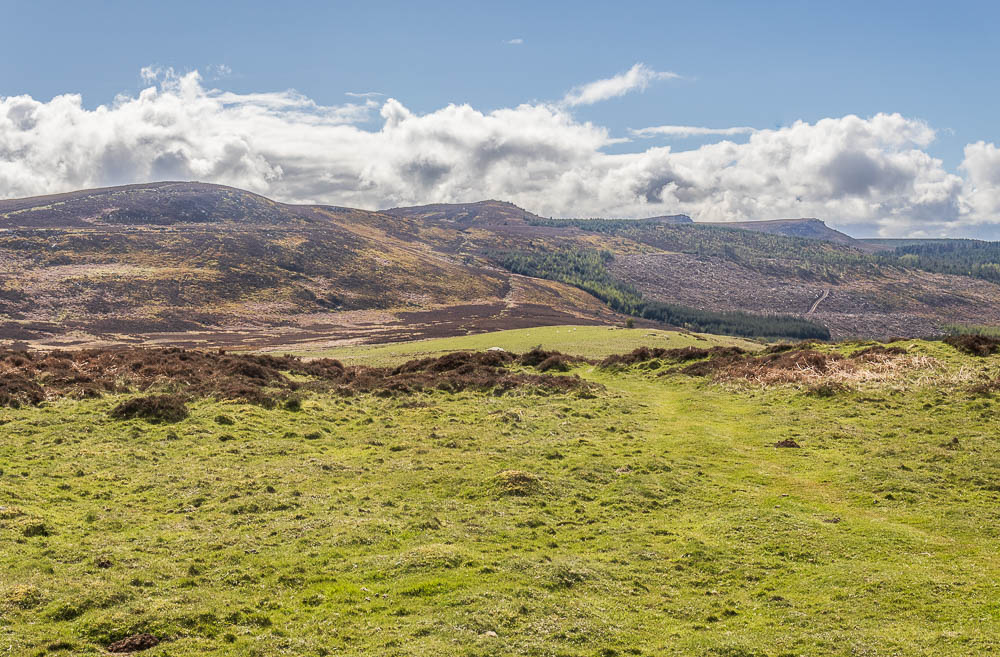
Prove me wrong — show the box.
[709,217,886,251]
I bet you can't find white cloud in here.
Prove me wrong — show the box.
[961,141,1000,222]
[0,68,997,237]
[631,125,756,138]
[208,64,232,79]
[562,63,679,107]
[504,38,524,45]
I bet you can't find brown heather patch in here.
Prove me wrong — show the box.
[599,345,748,368]
[110,394,189,423]
[0,347,600,409]
[944,334,1000,356]
[518,347,590,369]
[967,378,1000,396]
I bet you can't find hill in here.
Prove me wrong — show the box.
[3,182,1000,346]
[382,199,542,227]
[712,217,888,252]
[0,183,622,349]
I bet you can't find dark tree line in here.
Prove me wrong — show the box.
[887,240,1000,283]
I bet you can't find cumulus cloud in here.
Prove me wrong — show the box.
[631,125,756,138]
[1,67,998,236]
[562,63,679,107]
[504,38,524,45]
[961,141,1000,221]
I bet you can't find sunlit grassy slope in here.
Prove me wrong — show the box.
[284,325,761,366]
[3,333,1000,656]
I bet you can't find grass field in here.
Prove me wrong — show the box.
[283,325,760,367]
[3,334,1000,656]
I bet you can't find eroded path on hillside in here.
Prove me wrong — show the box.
[807,288,830,315]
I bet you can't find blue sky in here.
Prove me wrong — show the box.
[3,0,1000,236]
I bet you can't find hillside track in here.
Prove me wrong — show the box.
[807,289,830,315]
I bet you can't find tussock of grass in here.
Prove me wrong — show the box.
[493,470,545,497]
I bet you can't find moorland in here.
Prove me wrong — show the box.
[5,182,1000,349]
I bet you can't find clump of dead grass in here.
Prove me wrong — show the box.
[716,349,943,387]
[675,343,971,391]
[493,470,544,497]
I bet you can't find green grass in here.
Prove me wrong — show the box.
[3,336,1000,656]
[282,325,760,367]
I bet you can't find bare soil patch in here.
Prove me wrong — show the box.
[106,633,159,653]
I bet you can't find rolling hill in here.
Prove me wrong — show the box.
[3,181,1000,347]
[0,184,621,349]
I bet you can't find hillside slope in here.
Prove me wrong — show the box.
[0,183,621,348]
[3,182,1000,346]
[711,217,887,252]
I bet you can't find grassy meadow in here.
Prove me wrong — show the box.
[2,330,1000,656]
[282,325,759,367]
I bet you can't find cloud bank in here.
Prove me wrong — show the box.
[1,66,998,236]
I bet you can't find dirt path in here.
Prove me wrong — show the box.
[807,289,830,315]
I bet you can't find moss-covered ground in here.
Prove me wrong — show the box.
[2,335,1000,656]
